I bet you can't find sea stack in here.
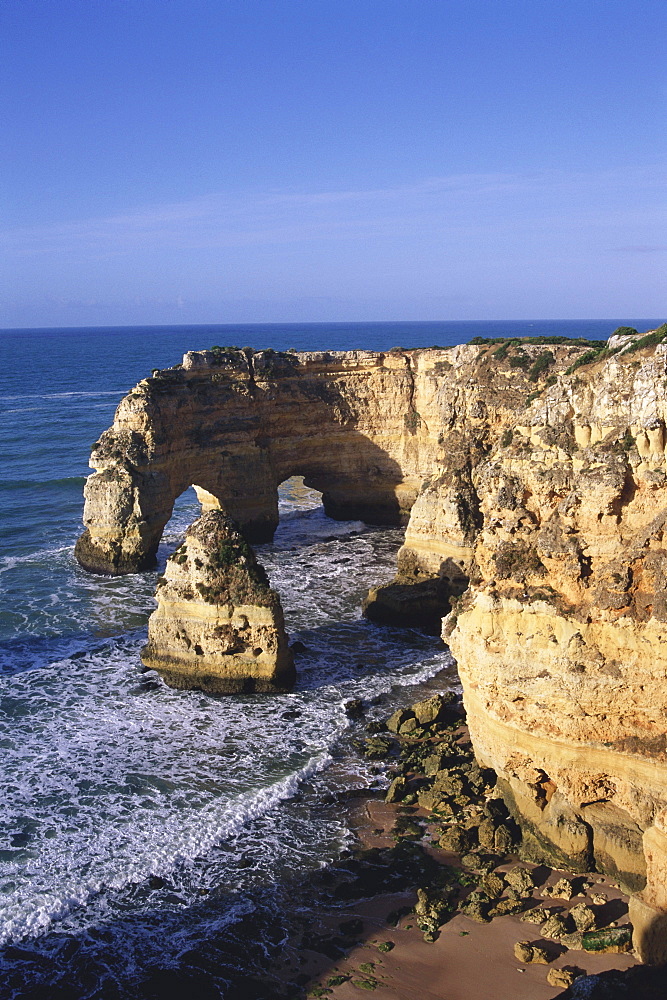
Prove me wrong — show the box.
[141,511,294,693]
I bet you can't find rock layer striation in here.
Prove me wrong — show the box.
[141,510,294,693]
[78,328,667,960]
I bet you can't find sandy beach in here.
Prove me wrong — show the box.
[260,701,656,1000]
[267,801,639,1000]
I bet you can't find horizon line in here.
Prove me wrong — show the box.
[1,315,665,335]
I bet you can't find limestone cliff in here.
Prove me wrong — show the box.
[75,341,594,576]
[141,511,294,693]
[440,325,667,962]
[78,325,667,960]
[75,347,432,574]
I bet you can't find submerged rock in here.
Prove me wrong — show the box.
[362,575,462,634]
[141,511,294,693]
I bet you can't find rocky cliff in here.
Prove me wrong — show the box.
[141,510,294,693]
[77,325,667,960]
[75,347,437,574]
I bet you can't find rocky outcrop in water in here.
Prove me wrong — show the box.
[141,511,294,693]
[78,325,667,960]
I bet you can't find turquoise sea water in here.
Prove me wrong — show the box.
[0,319,660,997]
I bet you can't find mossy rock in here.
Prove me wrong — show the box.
[582,925,632,953]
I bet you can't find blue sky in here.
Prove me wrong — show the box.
[1,0,665,327]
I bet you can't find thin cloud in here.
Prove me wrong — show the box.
[0,166,663,259]
[612,245,667,253]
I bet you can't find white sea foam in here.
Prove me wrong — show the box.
[0,482,455,972]
[0,546,72,575]
[0,407,42,415]
[0,391,127,403]
[0,739,333,945]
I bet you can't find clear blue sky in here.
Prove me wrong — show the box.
[1,0,665,327]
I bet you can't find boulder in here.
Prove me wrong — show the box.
[411,693,457,727]
[386,708,414,734]
[514,941,534,962]
[542,877,576,900]
[540,913,571,941]
[494,823,514,854]
[569,902,597,933]
[505,867,537,897]
[491,897,527,917]
[439,824,476,853]
[480,873,506,899]
[385,777,408,804]
[547,966,582,988]
[477,817,497,851]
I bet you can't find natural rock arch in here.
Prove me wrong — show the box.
[76,333,667,959]
[75,348,432,575]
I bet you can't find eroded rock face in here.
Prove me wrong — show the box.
[141,511,294,694]
[75,348,435,574]
[79,328,667,960]
[441,332,667,960]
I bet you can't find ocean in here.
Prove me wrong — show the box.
[0,318,660,998]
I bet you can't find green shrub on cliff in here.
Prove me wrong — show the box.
[565,345,607,374]
[404,409,421,432]
[508,352,530,369]
[620,323,667,355]
[469,335,605,348]
[492,340,517,360]
[528,350,555,382]
[212,538,252,567]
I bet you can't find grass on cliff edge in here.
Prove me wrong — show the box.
[470,326,667,376]
[468,334,607,348]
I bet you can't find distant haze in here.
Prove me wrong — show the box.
[1,0,665,328]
